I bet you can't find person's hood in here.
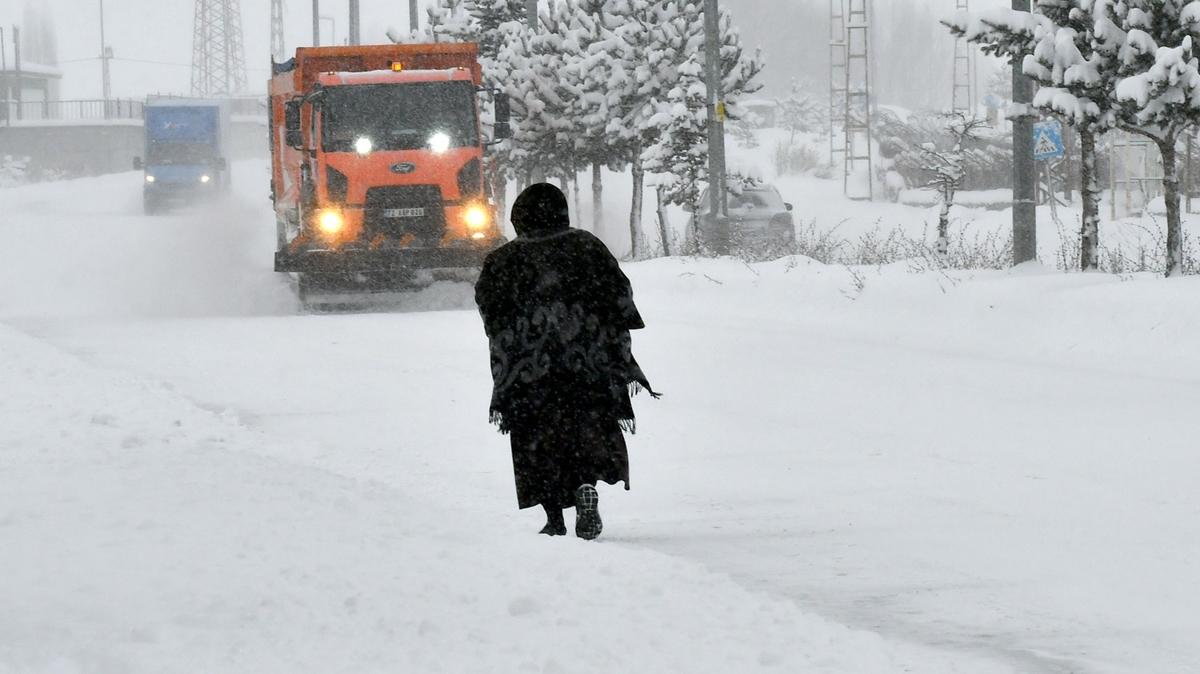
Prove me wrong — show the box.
[511,183,571,237]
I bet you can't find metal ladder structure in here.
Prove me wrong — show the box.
[190,0,248,97]
[951,0,977,115]
[271,0,287,63]
[843,0,874,200]
[829,0,847,170]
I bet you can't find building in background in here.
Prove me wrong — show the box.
[2,2,63,122]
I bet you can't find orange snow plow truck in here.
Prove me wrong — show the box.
[269,43,510,304]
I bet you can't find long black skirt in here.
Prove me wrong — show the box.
[507,406,630,510]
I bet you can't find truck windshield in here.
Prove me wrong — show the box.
[147,143,218,165]
[322,82,478,153]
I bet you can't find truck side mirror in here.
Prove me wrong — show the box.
[285,100,303,149]
[133,156,143,171]
[493,93,512,140]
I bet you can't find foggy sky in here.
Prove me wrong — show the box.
[10,0,1011,108]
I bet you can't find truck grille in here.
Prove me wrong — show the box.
[364,185,445,244]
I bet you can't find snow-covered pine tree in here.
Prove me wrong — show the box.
[643,54,709,215]
[426,0,477,43]
[777,79,825,147]
[586,0,661,258]
[470,0,529,59]
[1100,0,1200,276]
[634,0,763,257]
[947,1,1119,272]
[564,0,622,233]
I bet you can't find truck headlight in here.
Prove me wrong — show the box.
[317,209,344,235]
[464,204,489,230]
[354,136,374,156]
[428,132,451,154]
[199,174,211,183]
[145,175,156,183]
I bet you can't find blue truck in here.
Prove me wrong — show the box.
[134,98,231,214]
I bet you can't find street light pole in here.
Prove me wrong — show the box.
[99,0,111,118]
[313,0,321,46]
[410,0,419,33]
[348,0,360,45]
[702,0,729,254]
[1,27,9,127]
[1012,0,1037,264]
[526,0,538,28]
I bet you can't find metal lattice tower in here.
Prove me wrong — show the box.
[191,0,248,97]
[829,0,848,168]
[843,0,874,200]
[271,0,286,62]
[951,0,977,115]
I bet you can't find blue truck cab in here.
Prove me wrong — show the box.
[134,98,231,214]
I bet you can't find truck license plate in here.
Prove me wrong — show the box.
[382,207,425,218]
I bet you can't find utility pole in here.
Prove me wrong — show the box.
[1012,0,1037,264]
[348,0,360,45]
[1,27,8,126]
[703,0,729,254]
[410,0,419,33]
[313,0,320,46]
[99,0,112,118]
[12,26,21,121]
[526,0,538,28]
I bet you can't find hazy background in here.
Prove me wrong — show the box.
[3,0,1011,111]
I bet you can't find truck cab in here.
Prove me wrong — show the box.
[134,98,231,214]
[269,43,509,302]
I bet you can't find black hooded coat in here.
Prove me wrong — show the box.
[475,184,655,510]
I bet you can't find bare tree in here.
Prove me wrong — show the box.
[920,114,988,260]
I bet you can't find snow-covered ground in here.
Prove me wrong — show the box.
[2,160,1199,674]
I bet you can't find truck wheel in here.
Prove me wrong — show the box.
[143,196,160,215]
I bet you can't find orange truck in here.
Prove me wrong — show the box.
[269,43,510,303]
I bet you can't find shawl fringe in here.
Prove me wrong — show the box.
[491,409,640,435]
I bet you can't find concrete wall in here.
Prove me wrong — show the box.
[0,118,269,178]
[0,122,144,176]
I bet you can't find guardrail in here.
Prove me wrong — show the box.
[2,99,145,123]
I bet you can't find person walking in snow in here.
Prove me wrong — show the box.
[475,183,657,540]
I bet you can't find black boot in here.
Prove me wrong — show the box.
[540,504,567,536]
[574,484,602,540]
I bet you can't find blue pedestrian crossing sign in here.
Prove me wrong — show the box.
[1033,120,1065,161]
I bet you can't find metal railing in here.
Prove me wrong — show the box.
[2,99,145,123]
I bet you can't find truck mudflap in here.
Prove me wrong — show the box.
[275,245,498,274]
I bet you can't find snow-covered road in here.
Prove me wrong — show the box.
[3,164,1198,674]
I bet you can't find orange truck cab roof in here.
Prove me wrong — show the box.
[275,43,483,93]
[316,68,477,88]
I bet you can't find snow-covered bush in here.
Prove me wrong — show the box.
[771,141,822,176]
[0,155,30,188]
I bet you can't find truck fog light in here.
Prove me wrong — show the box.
[317,209,345,235]
[200,174,212,183]
[354,136,374,156]
[471,232,487,240]
[145,175,156,183]
[464,205,489,230]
